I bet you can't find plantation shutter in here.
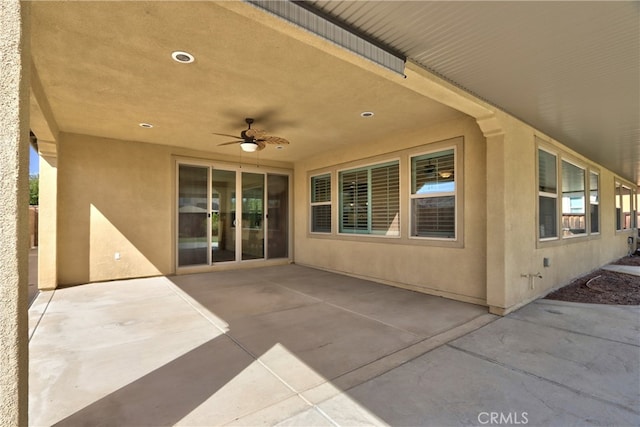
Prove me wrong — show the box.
[340,169,368,233]
[311,175,331,203]
[311,174,331,233]
[412,197,455,237]
[371,163,400,235]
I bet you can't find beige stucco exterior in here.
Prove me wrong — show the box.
[37,141,57,290]
[55,132,293,286]
[47,111,636,314]
[293,109,637,314]
[484,112,635,314]
[28,0,636,312]
[0,1,30,425]
[23,0,635,314]
[1,2,637,418]
[57,133,173,285]
[294,116,487,305]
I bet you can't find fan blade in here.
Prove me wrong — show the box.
[212,132,242,139]
[218,140,243,146]
[262,136,290,145]
[256,140,266,151]
[245,128,267,139]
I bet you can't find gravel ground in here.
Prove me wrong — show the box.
[545,254,640,305]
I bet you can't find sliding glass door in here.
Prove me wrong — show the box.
[241,172,265,260]
[177,163,289,268]
[267,174,289,259]
[178,165,209,266]
[212,169,236,262]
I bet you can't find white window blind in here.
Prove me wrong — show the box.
[310,174,331,233]
[538,150,557,194]
[410,149,456,239]
[538,149,558,239]
[371,164,400,235]
[339,161,399,236]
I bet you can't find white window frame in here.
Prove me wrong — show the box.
[337,159,401,237]
[615,180,634,232]
[589,170,600,235]
[635,190,639,230]
[537,147,559,241]
[310,173,332,234]
[409,146,458,241]
[537,143,606,243]
[560,158,587,239]
[633,188,638,229]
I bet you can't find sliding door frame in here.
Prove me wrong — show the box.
[174,157,293,274]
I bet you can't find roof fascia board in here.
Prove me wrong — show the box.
[248,0,406,75]
[216,2,502,135]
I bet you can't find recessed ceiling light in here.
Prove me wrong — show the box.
[276,146,284,150]
[171,51,195,64]
[360,111,374,118]
[139,123,153,128]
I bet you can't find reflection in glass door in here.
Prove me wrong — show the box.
[177,163,289,268]
[241,172,265,260]
[267,174,288,259]
[212,169,236,262]
[178,165,208,266]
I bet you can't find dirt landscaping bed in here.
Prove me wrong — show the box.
[545,254,640,305]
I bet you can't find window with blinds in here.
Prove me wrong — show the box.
[538,149,557,194]
[310,174,331,233]
[590,172,599,233]
[538,142,606,242]
[538,149,558,239]
[561,160,586,237]
[617,182,633,230]
[637,192,640,230]
[339,161,399,236]
[410,149,456,239]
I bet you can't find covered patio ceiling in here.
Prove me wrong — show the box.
[29,1,465,164]
[306,1,639,184]
[30,1,639,184]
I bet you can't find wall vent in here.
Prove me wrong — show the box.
[247,0,406,75]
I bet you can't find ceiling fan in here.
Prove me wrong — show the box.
[214,118,290,152]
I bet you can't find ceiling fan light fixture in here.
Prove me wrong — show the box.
[439,171,453,179]
[240,142,259,152]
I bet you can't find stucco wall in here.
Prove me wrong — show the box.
[294,116,487,304]
[494,114,636,312]
[0,1,30,424]
[56,133,293,286]
[57,133,174,284]
[56,116,634,311]
[37,145,58,289]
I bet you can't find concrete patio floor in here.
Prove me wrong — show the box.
[29,265,639,426]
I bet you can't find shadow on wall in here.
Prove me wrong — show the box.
[57,135,172,285]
